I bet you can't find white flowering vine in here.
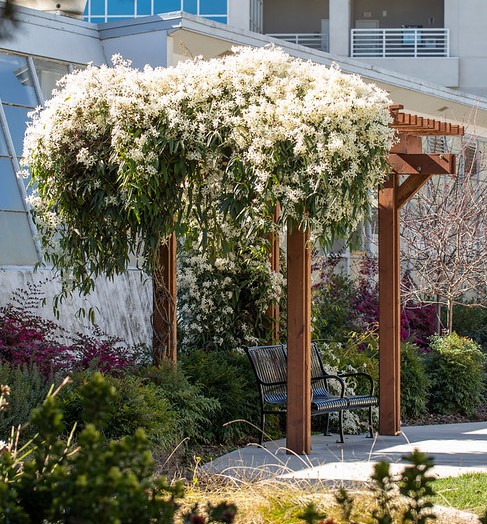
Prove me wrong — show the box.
[23,46,393,303]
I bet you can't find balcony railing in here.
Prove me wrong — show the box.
[351,28,449,58]
[266,33,329,52]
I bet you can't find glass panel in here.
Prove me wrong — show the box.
[108,0,135,15]
[0,211,38,265]
[137,0,152,15]
[88,0,105,15]
[2,105,30,156]
[0,127,9,156]
[0,54,38,106]
[154,0,182,13]
[199,0,227,15]
[0,158,24,210]
[90,17,108,23]
[33,59,69,101]
[183,0,197,14]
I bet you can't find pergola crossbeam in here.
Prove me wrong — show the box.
[389,153,455,176]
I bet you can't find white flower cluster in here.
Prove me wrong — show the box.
[22,46,393,299]
[177,238,283,351]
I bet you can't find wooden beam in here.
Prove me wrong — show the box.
[389,104,465,137]
[396,173,433,210]
[286,223,311,454]
[152,233,177,364]
[389,153,455,175]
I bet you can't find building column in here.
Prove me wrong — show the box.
[329,0,352,56]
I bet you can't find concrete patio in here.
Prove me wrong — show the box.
[205,421,487,483]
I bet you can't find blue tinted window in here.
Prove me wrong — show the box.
[89,0,105,15]
[3,105,31,156]
[0,157,24,210]
[183,0,197,14]
[108,0,135,15]
[137,0,152,15]
[0,128,9,156]
[200,0,226,15]
[154,0,181,13]
[90,17,108,23]
[0,211,38,265]
[0,54,38,106]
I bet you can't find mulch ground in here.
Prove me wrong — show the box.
[402,403,487,426]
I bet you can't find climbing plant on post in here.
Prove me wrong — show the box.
[23,48,394,373]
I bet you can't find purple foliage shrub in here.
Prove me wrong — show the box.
[313,254,438,348]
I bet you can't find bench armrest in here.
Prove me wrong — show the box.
[338,372,375,395]
[312,373,346,397]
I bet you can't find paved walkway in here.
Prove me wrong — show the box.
[205,421,487,482]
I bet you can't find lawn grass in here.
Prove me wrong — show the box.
[180,472,487,523]
[433,472,487,515]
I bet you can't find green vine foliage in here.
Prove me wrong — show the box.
[23,47,394,299]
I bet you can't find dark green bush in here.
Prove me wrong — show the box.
[452,303,487,352]
[137,363,219,444]
[0,363,54,440]
[312,261,359,344]
[61,365,219,451]
[400,342,430,419]
[61,371,179,450]
[180,349,261,443]
[426,333,486,416]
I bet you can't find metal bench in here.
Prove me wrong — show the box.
[245,342,378,444]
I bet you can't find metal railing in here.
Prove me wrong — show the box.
[266,33,328,52]
[351,28,449,58]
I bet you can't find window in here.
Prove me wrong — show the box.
[84,0,228,23]
[0,52,79,266]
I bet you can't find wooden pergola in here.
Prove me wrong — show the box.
[153,105,464,455]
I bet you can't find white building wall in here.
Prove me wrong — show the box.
[228,0,251,31]
[329,0,351,56]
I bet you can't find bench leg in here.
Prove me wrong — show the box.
[323,413,332,436]
[337,410,344,444]
[259,412,265,445]
[367,406,374,438]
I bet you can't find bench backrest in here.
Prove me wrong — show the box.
[245,344,287,405]
[246,343,335,404]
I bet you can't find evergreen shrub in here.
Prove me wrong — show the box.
[452,303,487,352]
[180,349,261,443]
[61,366,218,451]
[400,342,430,419]
[426,333,485,416]
[0,363,53,439]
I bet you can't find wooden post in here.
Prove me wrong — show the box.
[267,205,280,342]
[379,134,423,435]
[378,175,401,435]
[286,223,312,454]
[152,232,177,364]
